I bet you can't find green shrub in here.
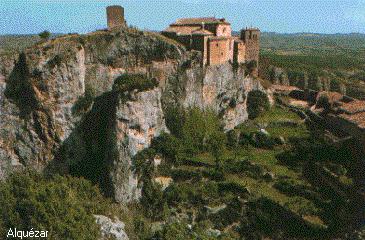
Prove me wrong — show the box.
[165,105,185,138]
[202,168,225,181]
[133,216,154,240]
[226,129,240,149]
[170,168,202,182]
[164,183,192,205]
[156,221,191,240]
[47,54,63,68]
[133,148,169,220]
[151,132,182,165]
[38,30,51,41]
[0,171,108,239]
[316,93,331,110]
[72,84,96,115]
[224,159,265,178]
[247,90,270,119]
[246,60,258,75]
[217,181,249,197]
[181,108,224,155]
[112,74,158,93]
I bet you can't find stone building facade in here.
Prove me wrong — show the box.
[162,17,260,68]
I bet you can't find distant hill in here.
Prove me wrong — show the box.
[0,34,62,54]
[2,32,365,55]
[231,31,365,55]
[260,32,365,55]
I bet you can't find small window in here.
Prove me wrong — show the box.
[221,52,224,56]
[216,43,219,47]
[223,28,226,33]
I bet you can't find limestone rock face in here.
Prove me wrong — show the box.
[59,88,167,203]
[94,215,129,240]
[164,62,264,130]
[0,28,266,203]
[0,29,181,182]
[112,88,167,202]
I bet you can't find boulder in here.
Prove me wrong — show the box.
[94,215,129,240]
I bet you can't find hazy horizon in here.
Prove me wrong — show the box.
[1,0,365,35]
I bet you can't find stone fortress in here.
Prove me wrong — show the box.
[106,6,260,70]
[162,18,260,67]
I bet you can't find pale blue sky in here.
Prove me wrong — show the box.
[1,0,365,34]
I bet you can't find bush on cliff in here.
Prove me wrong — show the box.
[0,171,108,239]
[72,84,96,115]
[133,148,169,220]
[181,108,226,155]
[113,73,158,93]
[165,107,226,156]
[247,90,270,119]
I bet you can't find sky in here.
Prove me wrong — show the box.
[0,0,365,35]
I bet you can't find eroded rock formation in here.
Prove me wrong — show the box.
[0,27,264,202]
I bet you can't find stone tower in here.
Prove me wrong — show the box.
[241,28,260,76]
[106,5,126,30]
[240,28,260,64]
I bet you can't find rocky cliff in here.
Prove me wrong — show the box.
[164,62,263,130]
[0,27,264,202]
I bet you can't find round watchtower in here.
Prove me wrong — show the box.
[106,5,126,30]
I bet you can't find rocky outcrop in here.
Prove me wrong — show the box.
[0,27,265,202]
[59,88,167,203]
[94,215,129,240]
[112,88,167,202]
[164,62,264,130]
[0,29,181,182]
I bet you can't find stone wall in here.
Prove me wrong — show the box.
[207,38,230,65]
[233,40,245,64]
[215,24,232,37]
[241,29,260,64]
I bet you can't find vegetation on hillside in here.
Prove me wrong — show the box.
[1,31,364,239]
[0,172,109,239]
[128,104,360,239]
[259,33,365,99]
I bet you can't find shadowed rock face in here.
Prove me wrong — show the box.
[0,28,264,202]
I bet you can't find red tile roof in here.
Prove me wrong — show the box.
[192,29,214,35]
[163,26,201,35]
[173,17,230,25]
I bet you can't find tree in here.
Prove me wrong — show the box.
[38,30,51,41]
[133,149,168,220]
[208,130,227,170]
[0,171,107,239]
[247,90,270,119]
